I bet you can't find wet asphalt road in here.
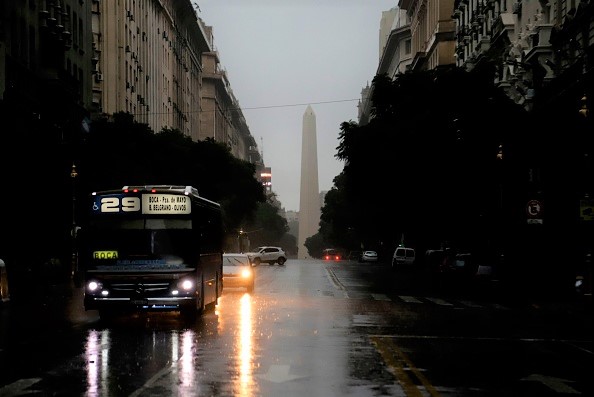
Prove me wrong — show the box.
[0,259,592,396]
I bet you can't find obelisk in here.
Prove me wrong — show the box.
[298,105,321,259]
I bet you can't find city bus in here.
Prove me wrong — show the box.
[81,185,223,319]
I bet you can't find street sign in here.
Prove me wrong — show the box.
[526,199,543,224]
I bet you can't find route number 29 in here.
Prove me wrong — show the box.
[100,197,141,213]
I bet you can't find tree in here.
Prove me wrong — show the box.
[241,198,291,251]
[323,67,527,257]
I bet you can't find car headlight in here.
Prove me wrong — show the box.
[241,269,252,278]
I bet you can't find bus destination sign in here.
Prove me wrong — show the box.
[92,194,191,215]
[142,194,191,214]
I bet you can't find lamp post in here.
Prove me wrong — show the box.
[70,163,78,281]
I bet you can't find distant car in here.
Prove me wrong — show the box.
[322,248,344,261]
[223,253,254,292]
[392,247,416,268]
[360,250,378,263]
[246,246,287,266]
[348,251,362,261]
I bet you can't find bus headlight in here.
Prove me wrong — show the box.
[87,281,102,292]
[241,269,252,278]
[172,279,194,296]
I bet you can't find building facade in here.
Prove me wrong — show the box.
[1,0,94,139]
[400,0,457,71]
[91,0,209,139]
[200,40,259,164]
[0,0,262,165]
[359,6,413,125]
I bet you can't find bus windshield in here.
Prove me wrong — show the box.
[86,218,196,269]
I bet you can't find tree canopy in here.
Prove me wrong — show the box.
[317,67,528,258]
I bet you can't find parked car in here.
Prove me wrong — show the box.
[424,249,445,274]
[392,247,416,268]
[348,251,362,261]
[223,253,254,292]
[433,251,499,295]
[360,250,378,263]
[246,246,287,266]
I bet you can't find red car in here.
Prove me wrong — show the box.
[323,249,344,261]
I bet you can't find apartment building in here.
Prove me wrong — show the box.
[401,0,457,71]
[359,6,413,125]
[1,0,262,166]
[452,0,592,113]
[361,0,591,118]
[200,43,259,164]
[1,0,94,141]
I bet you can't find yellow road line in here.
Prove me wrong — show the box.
[371,336,441,397]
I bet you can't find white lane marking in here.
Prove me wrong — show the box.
[459,300,482,308]
[371,293,391,301]
[0,378,42,397]
[521,374,580,394]
[129,355,180,397]
[256,365,306,383]
[399,296,422,303]
[425,297,453,306]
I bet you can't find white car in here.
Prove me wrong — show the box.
[392,247,416,268]
[223,253,254,292]
[360,250,378,263]
[246,246,287,266]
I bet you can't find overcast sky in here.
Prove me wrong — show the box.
[198,0,396,212]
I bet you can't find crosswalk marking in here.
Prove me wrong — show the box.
[362,293,510,311]
[371,293,391,301]
[399,295,422,303]
[425,297,454,306]
[459,300,482,308]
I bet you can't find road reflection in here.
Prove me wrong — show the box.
[177,329,196,391]
[83,316,203,395]
[218,292,257,396]
[239,294,253,395]
[80,293,258,396]
[85,329,110,397]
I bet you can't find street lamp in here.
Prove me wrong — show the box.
[70,163,79,281]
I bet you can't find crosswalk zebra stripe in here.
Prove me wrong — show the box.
[425,297,454,306]
[399,296,422,303]
[459,300,482,308]
[371,293,391,301]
